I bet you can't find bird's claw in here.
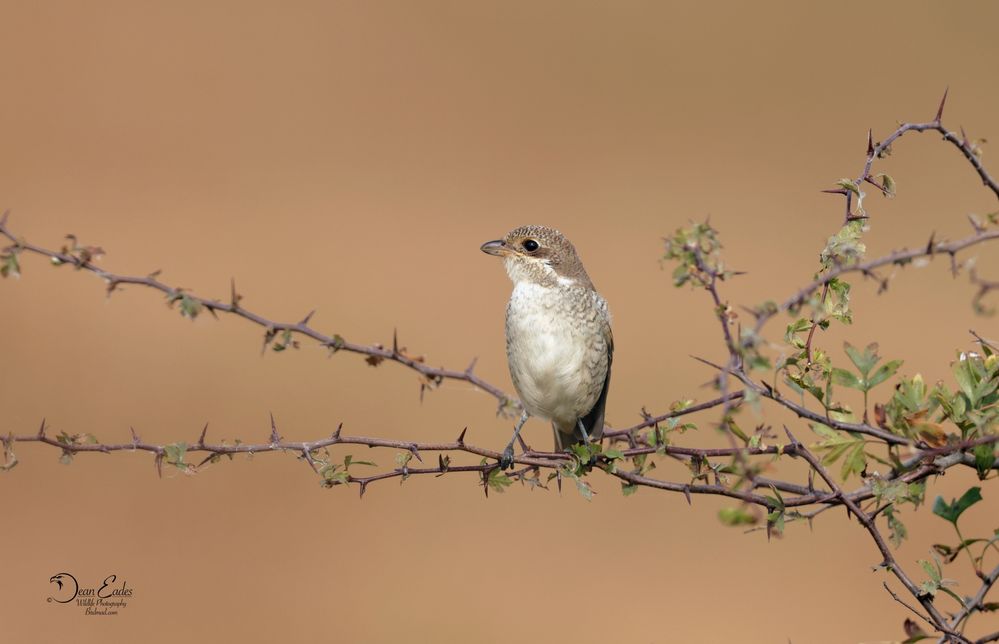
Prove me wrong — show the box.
[499,446,515,469]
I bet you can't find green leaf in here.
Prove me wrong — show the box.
[844,342,879,377]
[821,224,867,272]
[486,468,512,494]
[876,173,896,198]
[825,278,854,323]
[766,509,785,536]
[932,487,983,525]
[812,425,867,478]
[919,558,941,583]
[841,442,867,479]
[170,293,202,320]
[718,507,757,526]
[836,178,861,196]
[884,506,908,548]
[344,455,376,468]
[831,367,861,389]
[0,250,21,278]
[621,483,638,496]
[867,360,903,389]
[163,442,188,470]
[327,334,346,354]
[973,444,996,479]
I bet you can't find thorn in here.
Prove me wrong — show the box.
[456,427,467,444]
[332,422,343,440]
[37,418,46,438]
[392,328,399,355]
[482,469,489,498]
[198,423,209,446]
[556,469,563,493]
[516,432,529,452]
[230,278,241,308]
[934,86,949,123]
[155,452,163,478]
[968,213,985,233]
[867,129,874,157]
[926,231,936,255]
[195,453,216,469]
[862,175,889,195]
[961,126,970,147]
[683,485,691,505]
[782,425,799,447]
[465,356,478,374]
[358,481,368,498]
[408,444,423,463]
[269,413,280,444]
[0,209,9,228]
[970,329,998,352]
[821,188,849,196]
[300,310,315,326]
[690,354,725,371]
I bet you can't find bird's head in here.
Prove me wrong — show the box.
[480,225,593,289]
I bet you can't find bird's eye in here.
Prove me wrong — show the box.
[522,239,540,252]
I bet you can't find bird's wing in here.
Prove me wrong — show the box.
[577,324,613,442]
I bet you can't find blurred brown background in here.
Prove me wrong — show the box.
[1,1,998,642]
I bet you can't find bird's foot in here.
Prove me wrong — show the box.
[499,446,515,469]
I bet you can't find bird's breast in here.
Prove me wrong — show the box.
[504,282,610,425]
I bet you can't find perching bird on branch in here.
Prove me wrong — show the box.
[481,225,613,468]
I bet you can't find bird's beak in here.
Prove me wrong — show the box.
[480,239,509,257]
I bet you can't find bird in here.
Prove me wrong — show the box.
[480,225,612,468]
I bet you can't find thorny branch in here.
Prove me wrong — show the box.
[0,212,517,415]
[3,91,999,641]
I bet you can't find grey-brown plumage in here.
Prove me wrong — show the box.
[481,225,613,461]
